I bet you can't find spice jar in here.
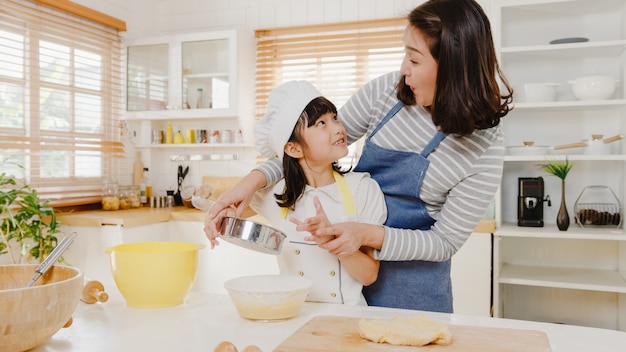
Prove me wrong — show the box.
[102,179,119,211]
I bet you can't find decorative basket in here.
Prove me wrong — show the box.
[574,186,622,228]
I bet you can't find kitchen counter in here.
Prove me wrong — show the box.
[57,206,206,227]
[33,288,626,352]
[57,206,496,232]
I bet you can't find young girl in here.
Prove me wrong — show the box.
[217,80,387,305]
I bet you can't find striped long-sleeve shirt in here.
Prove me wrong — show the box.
[256,71,505,262]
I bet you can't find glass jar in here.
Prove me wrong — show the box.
[574,185,622,228]
[128,185,141,208]
[102,179,120,211]
[118,186,130,210]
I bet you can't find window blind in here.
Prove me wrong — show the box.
[255,18,407,120]
[0,0,124,207]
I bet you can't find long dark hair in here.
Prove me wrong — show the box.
[396,0,513,136]
[274,96,348,210]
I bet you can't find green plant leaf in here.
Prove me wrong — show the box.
[541,159,573,180]
[0,169,61,263]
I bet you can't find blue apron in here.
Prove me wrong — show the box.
[354,102,452,312]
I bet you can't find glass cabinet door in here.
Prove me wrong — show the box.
[181,38,229,110]
[126,44,169,111]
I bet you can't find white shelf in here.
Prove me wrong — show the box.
[136,143,252,149]
[500,0,626,14]
[501,40,626,61]
[504,154,626,162]
[511,99,626,112]
[499,264,626,293]
[495,223,626,240]
[184,72,228,79]
[493,0,626,332]
[124,109,238,120]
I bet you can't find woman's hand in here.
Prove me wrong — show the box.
[203,170,267,247]
[314,222,385,257]
[290,196,335,245]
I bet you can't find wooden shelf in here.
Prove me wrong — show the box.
[499,264,626,293]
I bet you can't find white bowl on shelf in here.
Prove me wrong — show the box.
[515,82,560,103]
[568,74,617,100]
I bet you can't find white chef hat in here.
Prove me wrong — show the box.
[254,80,323,161]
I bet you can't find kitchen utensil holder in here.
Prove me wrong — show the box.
[574,186,622,228]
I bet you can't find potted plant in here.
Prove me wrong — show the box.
[0,171,62,264]
[541,159,573,231]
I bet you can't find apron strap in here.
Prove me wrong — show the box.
[420,131,446,157]
[280,171,355,218]
[368,101,404,139]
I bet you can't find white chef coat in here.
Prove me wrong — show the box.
[250,171,387,305]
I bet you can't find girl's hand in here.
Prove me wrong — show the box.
[204,204,237,249]
[290,196,335,245]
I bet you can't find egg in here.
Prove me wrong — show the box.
[214,341,238,352]
[241,345,262,352]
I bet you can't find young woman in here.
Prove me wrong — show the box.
[205,0,513,312]
[210,80,387,305]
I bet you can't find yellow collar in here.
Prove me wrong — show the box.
[280,171,355,219]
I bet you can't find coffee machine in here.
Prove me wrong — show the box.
[518,177,551,227]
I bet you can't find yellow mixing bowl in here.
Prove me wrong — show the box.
[104,242,204,308]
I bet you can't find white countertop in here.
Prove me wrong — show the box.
[32,288,626,352]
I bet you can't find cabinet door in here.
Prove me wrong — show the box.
[182,38,231,110]
[125,30,237,118]
[126,43,169,111]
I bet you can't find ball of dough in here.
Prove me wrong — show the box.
[214,341,238,352]
[241,345,262,352]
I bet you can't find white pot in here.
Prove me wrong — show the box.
[568,75,617,101]
[516,82,560,103]
[583,134,623,155]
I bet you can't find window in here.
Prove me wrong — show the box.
[0,0,124,206]
[255,18,407,166]
[255,18,407,119]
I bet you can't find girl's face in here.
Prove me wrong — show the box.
[399,26,438,107]
[298,112,348,168]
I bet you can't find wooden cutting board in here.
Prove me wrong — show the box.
[274,316,551,352]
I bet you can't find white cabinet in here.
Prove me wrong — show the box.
[124,30,248,152]
[492,0,626,331]
[126,30,237,118]
[450,232,492,317]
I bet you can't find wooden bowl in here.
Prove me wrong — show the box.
[0,264,83,352]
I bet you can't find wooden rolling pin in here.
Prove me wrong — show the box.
[81,277,109,304]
